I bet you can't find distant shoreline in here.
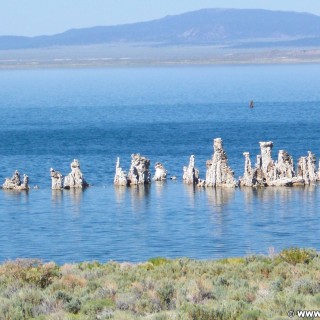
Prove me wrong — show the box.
[0,57,320,70]
[1,47,320,69]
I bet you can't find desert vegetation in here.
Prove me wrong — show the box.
[0,248,319,319]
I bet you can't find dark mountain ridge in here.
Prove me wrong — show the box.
[1,8,320,50]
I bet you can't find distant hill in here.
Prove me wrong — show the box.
[1,8,320,50]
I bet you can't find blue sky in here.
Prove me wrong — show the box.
[1,0,320,36]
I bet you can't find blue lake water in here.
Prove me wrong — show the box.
[0,64,320,263]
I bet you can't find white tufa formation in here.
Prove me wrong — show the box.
[127,154,151,185]
[183,155,199,185]
[114,157,129,186]
[297,151,317,185]
[50,168,64,190]
[205,138,237,188]
[276,150,295,179]
[258,141,275,182]
[2,170,29,190]
[64,159,89,189]
[240,152,254,187]
[153,162,167,181]
[239,142,315,187]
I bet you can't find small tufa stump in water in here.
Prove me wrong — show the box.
[183,155,200,185]
[2,170,29,190]
[50,168,64,190]
[127,154,151,185]
[114,157,129,186]
[63,159,89,189]
[153,162,167,181]
[205,138,237,188]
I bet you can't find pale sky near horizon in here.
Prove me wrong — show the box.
[1,0,320,36]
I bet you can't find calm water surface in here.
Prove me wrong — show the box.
[0,64,320,263]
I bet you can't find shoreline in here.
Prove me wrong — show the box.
[1,58,320,70]
[1,47,320,70]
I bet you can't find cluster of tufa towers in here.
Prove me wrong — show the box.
[114,138,320,188]
[239,142,320,187]
[114,154,168,186]
[2,170,29,191]
[1,159,89,191]
[50,159,89,190]
[2,139,320,191]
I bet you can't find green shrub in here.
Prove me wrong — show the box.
[55,290,72,303]
[272,292,306,315]
[219,257,246,265]
[78,261,102,271]
[270,278,285,292]
[148,257,170,267]
[64,298,81,314]
[279,248,316,265]
[214,275,230,287]
[293,278,320,295]
[312,293,320,307]
[0,259,60,288]
[183,303,242,320]
[240,309,265,320]
[116,293,137,311]
[157,282,175,310]
[184,304,222,320]
[81,298,115,316]
[133,296,162,315]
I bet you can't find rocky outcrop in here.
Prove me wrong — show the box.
[50,168,64,190]
[2,170,29,190]
[153,162,167,181]
[127,154,151,185]
[259,141,276,183]
[240,142,307,187]
[64,159,89,189]
[276,150,295,179]
[183,155,199,185]
[114,157,129,186]
[239,152,254,187]
[205,138,237,188]
[297,151,317,185]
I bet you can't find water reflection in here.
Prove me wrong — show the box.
[2,189,29,203]
[129,184,151,213]
[241,186,318,216]
[114,185,127,204]
[154,181,167,198]
[205,187,235,212]
[68,188,84,206]
[183,184,199,208]
[51,190,63,206]
[55,188,86,215]
[1,183,320,263]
